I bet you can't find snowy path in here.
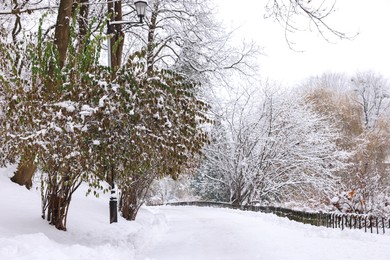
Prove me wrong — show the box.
[140,206,266,259]
[139,206,390,260]
[1,167,390,260]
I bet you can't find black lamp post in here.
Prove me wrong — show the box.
[107,0,147,224]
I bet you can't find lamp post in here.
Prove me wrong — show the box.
[107,0,147,224]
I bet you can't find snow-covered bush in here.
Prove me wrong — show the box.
[1,19,210,229]
[0,15,111,230]
[102,52,210,220]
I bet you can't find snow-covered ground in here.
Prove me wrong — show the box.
[1,166,390,260]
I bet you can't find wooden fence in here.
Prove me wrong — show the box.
[164,201,389,235]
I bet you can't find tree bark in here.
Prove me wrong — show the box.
[54,0,74,68]
[119,175,154,220]
[231,192,242,207]
[42,174,80,231]
[77,0,89,38]
[119,188,140,221]
[12,0,75,195]
[108,0,124,72]
[10,156,37,189]
[146,1,159,74]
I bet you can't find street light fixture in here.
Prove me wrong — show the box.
[108,1,148,26]
[107,0,147,224]
[134,1,147,23]
[107,0,148,69]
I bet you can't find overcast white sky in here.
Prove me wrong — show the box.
[215,0,390,86]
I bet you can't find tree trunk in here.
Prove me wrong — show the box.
[77,0,89,38]
[231,194,241,207]
[108,0,124,72]
[47,193,69,231]
[42,175,78,231]
[10,155,37,189]
[119,188,140,221]
[146,1,159,74]
[54,0,74,68]
[119,175,154,221]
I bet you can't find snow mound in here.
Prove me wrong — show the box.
[0,166,167,260]
[1,165,390,260]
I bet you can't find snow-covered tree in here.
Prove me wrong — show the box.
[0,15,109,230]
[118,0,259,86]
[1,14,210,228]
[350,71,390,129]
[192,119,231,202]
[265,0,351,48]
[0,0,105,189]
[305,73,390,215]
[194,87,348,206]
[92,52,210,220]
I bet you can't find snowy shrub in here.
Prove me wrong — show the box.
[101,52,210,220]
[0,14,111,230]
[0,9,211,228]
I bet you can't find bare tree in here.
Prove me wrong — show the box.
[119,0,259,85]
[195,86,346,206]
[350,71,390,129]
[265,0,353,49]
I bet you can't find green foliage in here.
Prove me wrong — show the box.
[84,50,210,220]
[0,12,111,229]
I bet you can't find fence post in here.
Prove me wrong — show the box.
[382,218,385,234]
[376,217,379,234]
[326,214,329,228]
[332,214,335,228]
[349,215,352,229]
[365,216,367,233]
[163,201,390,235]
[351,215,353,229]
[370,216,373,233]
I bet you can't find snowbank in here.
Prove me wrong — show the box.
[0,166,167,260]
[1,165,390,260]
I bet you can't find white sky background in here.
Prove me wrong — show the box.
[214,0,390,86]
